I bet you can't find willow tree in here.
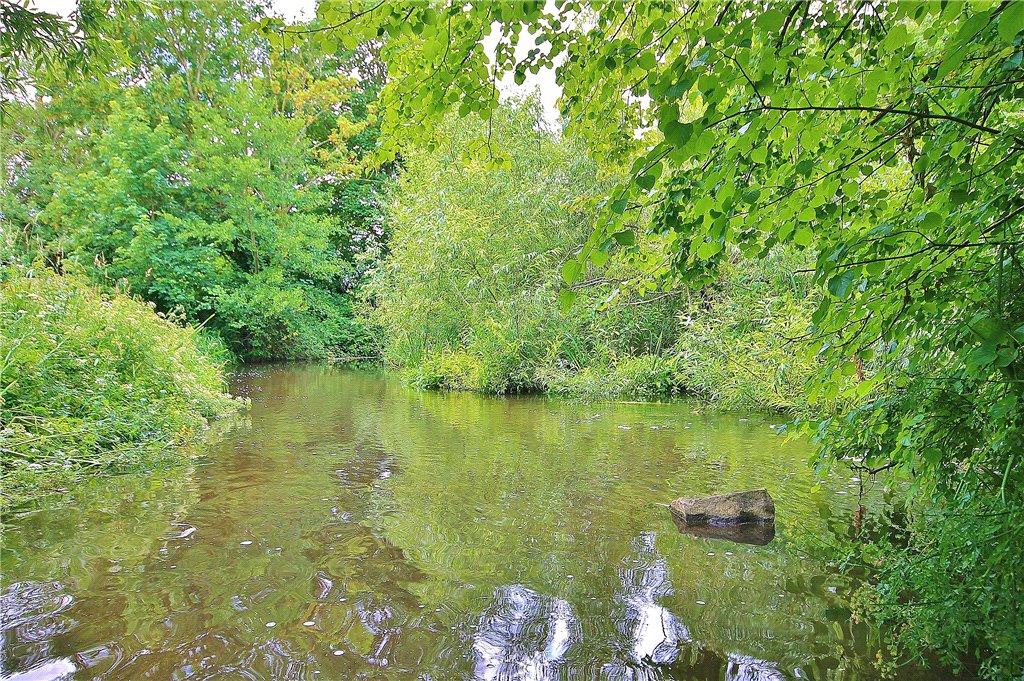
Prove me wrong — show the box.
[274,1,1024,676]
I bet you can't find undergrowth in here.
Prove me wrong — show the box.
[0,266,242,508]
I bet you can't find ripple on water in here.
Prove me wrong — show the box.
[0,367,964,680]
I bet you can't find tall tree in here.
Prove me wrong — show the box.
[2,1,381,360]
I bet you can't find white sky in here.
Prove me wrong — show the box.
[30,0,562,122]
[33,0,317,23]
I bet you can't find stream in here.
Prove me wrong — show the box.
[1,365,961,680]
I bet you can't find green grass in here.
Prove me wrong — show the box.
[0,266,242,508]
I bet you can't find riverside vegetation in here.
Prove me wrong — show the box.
[0,265,239,506]
[2,1,1023,678]
[367,103,818,409]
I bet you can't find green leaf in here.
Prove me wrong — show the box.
[998,2,1024,41]
[695,240,722,259]
[612,230,636,246]
[968,341,998,367]
[757,9,786,32]
[827,270,856,298]
[996,346,1018,368]
[794,227,813,247]
[558,287,577,312]
[663,120,692,147]
[949,189,970,205]
[920,211,942,229]
[561,259,582,284]
[636,173,656,191]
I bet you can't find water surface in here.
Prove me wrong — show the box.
[2,366,953,680]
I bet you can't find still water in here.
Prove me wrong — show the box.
[1,366,953,680]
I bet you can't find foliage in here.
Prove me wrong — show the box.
[366,103,691,396]
[1,1,383,362]
[298,1,1024,674]
[0,266,240,507]
[368,102,810,408]
[852,495,1024,680]
[671,248,819,412]
[0,0,121,101]
[538,353,679,400]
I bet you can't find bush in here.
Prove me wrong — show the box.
[367,102,691,397]
[539,354,680,399]
[406,351,486,392]
[2,10,385,364]
[368,103,816,409]
[0,266,240,507]
[672,248,819,412]
[851,494,1024,679]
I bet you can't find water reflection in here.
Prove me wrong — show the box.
[469,533,792,681]
[1,659,76,681]
[0,366,966,680]
[603,533,690,678]
[1,581,75,677]
[472,585,579,680]
[725,653,785,681]
[670,516,776,545]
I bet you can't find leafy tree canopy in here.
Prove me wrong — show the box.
[0,0,127,101]
[3,1,384,360]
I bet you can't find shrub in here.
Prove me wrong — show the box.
[369,103,815,409]
[539,354,680,399]
[0,266,241,507]
[672,248,819,412]
[367,102,692,397]
[407,351,485,392]
[851,494,1024,679]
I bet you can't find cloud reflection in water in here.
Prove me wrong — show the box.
[470,533,787,681]
[472,585,580,680]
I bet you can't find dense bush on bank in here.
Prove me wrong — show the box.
[367,104,816,411]
[0,267,241,507]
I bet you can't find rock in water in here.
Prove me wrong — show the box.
[669,489,775,526]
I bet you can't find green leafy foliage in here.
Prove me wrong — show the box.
[2,1,381,362]
[365,102,683,394]
[0,266,240,507]
[671,249,819,412]
[0,0,122,100]
[852,495,1024,680]
[367,102,810,407]
[1,1,1020,674]
[302,1,1024,674]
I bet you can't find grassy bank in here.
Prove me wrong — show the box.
[0,267,242,508]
